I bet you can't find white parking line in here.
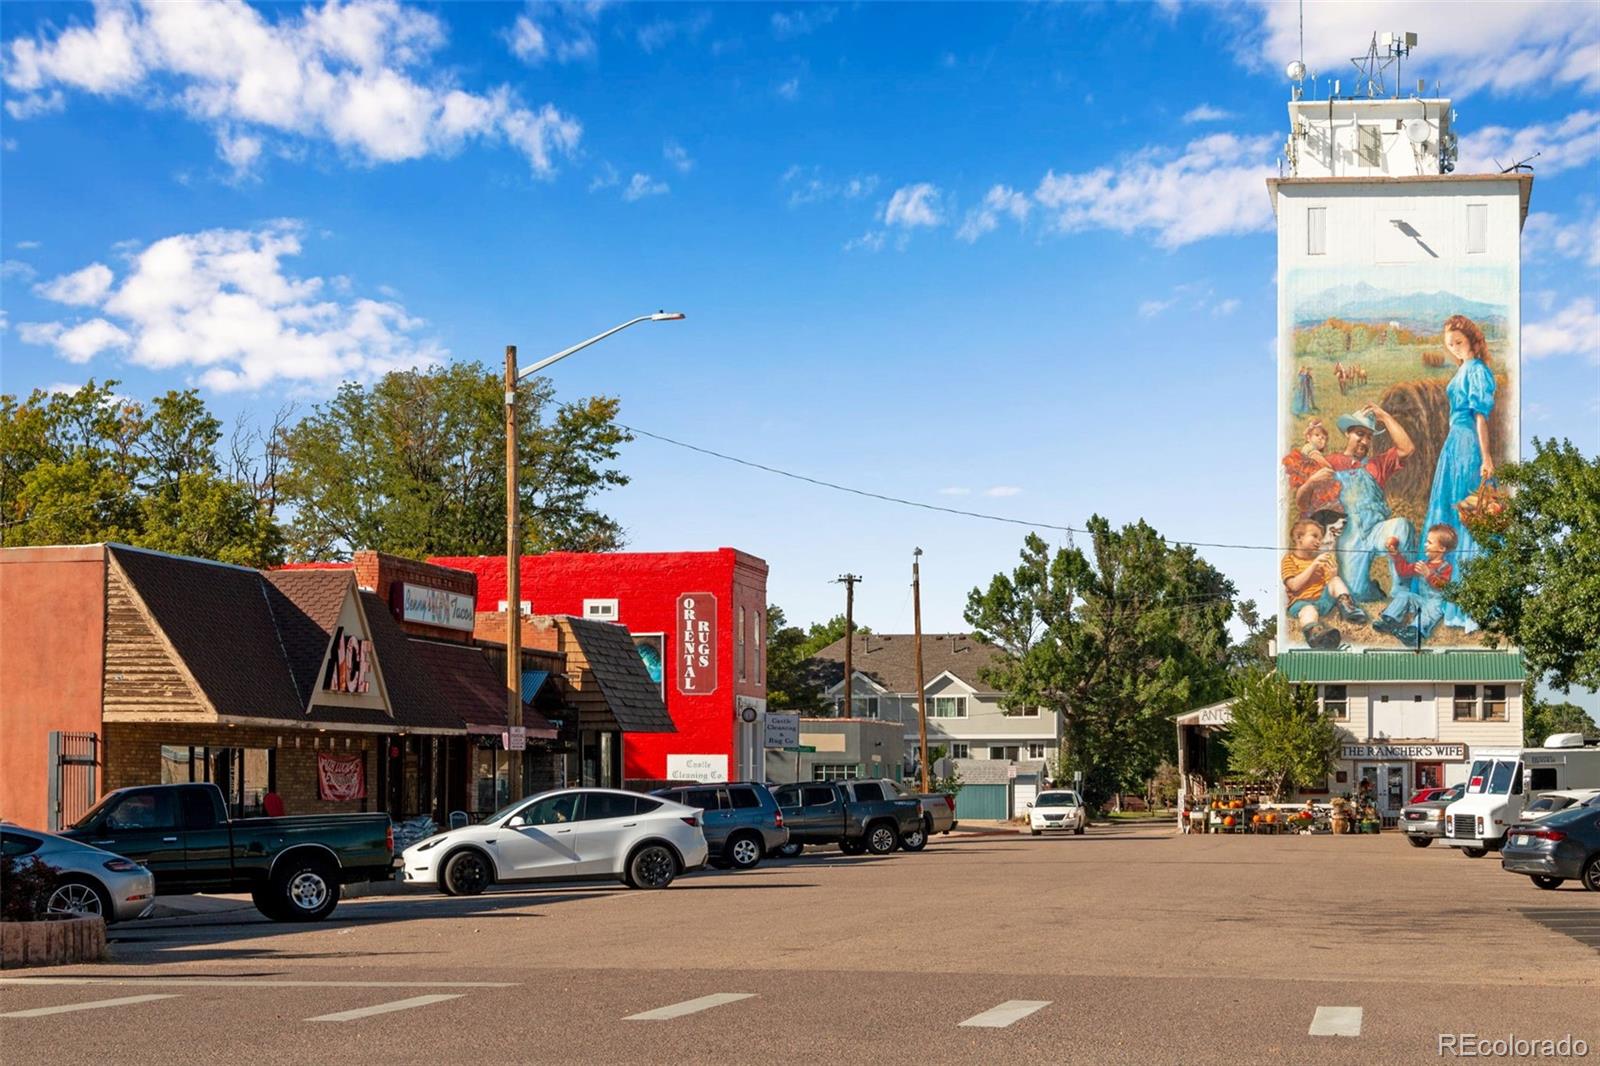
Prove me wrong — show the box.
[308,994,464,1023]
[0,978,512,989]
[1308,1006,1363,1037]
[1,994,180,1019]
[624,993,756,1021]
[958,1000,1051,1028]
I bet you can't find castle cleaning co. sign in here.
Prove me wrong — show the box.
[677,592,717,695]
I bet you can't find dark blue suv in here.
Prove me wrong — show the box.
[652,782,789,870]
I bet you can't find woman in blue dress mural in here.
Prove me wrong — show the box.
[1423,313,1496,632]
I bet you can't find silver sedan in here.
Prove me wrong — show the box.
[1,825,156,923]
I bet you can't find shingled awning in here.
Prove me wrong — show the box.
[562,617,675,733]
[406,637,557,738]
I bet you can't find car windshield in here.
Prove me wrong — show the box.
[485,790,562,825]
[71,790,124,830]
[1036,792,1079,807]
[1486,760,1518,795]
[1465,760,1491,794]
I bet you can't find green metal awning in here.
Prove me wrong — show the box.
[1277,649,1524,683]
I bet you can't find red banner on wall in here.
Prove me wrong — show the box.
[677,592,717,696]
[317,752,366,802]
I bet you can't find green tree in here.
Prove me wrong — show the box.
[764,604,827,713]
[1226,669,1341,800]
[279,365,631,560]
[963,518,1235,808]
[1523,695,1600,747]
[1230,598,1277,672]
[1453,439,1600,692]
[800,614,871,657]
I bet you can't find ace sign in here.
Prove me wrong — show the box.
[677,593,718,695]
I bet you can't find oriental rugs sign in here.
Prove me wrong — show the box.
[397,583,475,632]
[677,592,717,695]
[1341,743,1467,761]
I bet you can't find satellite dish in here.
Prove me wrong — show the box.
[1404,118,1430,145]
[1286,59,1307,82]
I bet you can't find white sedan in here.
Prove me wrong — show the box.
[1028,790,1088,836]
[400,788,708,894]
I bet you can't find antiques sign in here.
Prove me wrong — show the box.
[398,583,475,632]
[677,593,717,695]
[1341,743,1467,761]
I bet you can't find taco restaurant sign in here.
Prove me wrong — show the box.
[398,583,475,632]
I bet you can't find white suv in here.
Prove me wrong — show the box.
[1029,790,1087,836]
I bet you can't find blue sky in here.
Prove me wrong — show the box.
[2,2,1597,677]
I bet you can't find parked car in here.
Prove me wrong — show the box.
[59,783,394,922]
[401,788,707,894]
[0,825,156,923]
[1520,788,1600,822]
[769,780,922,857]
[1400,782,1467,848]
[652,782,788,870]
[1499,803,1600,892]
[1408,786,1452,804]
[1028,790,1087,836]
[1444,735,1600,857]
[879,778,958,850]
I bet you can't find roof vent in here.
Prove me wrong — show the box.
[1543,733,1585,749]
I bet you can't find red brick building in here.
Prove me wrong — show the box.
[431,550,769,784]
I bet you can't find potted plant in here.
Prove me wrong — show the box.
[1329,796,1351,835]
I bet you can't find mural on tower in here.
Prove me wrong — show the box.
[1278,263,1518,651]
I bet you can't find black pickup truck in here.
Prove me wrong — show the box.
[770,780,923,856]
[62,783,394,922]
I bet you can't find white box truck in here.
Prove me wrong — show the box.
[1442,734,1600,857]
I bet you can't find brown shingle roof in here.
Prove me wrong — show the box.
[262,569,351,704]
[563,616,675,733]
[809,633,1001,694]
[405,636,556,737]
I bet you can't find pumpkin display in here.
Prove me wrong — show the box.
[1223,815,1236,828]
[1231,799,1244,810]
[1251,814,1262,825]
[1265,813,1277,824]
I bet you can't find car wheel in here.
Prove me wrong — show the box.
[1406,835,1433,848]
[900,818,930,852]
[250,882,287,919]
[627,845,678,889]
[1583,856,1600,893]
[1530,875,1564,890]
[726,833,764,870]
[1030,828,1041,836]
[775,842,804,859]
[1074,825,1086,836]
[442,850,491,897]
[46,878,112,923]
[1462,847,1488,858]
[865,822,898,856]
[272,858,339,922]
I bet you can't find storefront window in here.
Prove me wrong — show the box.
[472,745,508,813]
[160,745,273,817]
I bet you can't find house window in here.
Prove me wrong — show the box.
[949,743,970,759]
[1453,685,1478,720]
[1466,203,1487,254]
[583,598,618,623]
[1481,684,1507,721]
[755,609,763,685]
[1026,742,1047,760]
[1320,684,1348,720]
[989,745,1020,761]
[1016,705,1040,718]
[1307,206,1327,255]
[812,764,859,782]
[929,696,967,719]
[834,695,879,718]
[737,606,746,682]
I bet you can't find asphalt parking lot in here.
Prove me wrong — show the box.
[4,823,1596,1065]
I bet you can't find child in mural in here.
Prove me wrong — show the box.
[1281,518,1370,649]
[1373,526,1457,646]
[1422,314,1497,632]
[1282,419,1344,520]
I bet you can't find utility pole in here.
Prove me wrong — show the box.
[504,345,523,801]
[834,574,861,718]
[912,549,929,792]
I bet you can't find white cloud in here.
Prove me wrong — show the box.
[771,7,836,40]
[505,2,601,65]
[982,486,1021,498]
[775,77,800,101]
[5,0,582,176]
[1236,0,1600,97]
[14,241,42,251]
[1,259,37,281]
[1523,297,1600,363]
[843,230,886,254]
[20,221,445,390]
[506,12,548,63]
[1034,133,1277,248]
[636,11,712,53]
[883,183,944,228]
[782,166,877,207]
[937,486,970,496]
[588,161,621,191]
[1458,111,1600,176]
[1182,103,1233,123]
[1139,297,1178,318]
[35,263,115,306]
[4,89,65,120]
[1213,298,1241,316]
[621,172,668,201]
[1524,209,1600,269]
[956,184,1031,242]
[663,140,693,174]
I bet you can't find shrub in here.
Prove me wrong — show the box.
[0,854,61,921]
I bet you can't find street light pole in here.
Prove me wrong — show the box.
[912,548,929,793]
[504,312,684,799]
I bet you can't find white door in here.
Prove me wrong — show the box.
[1369,686,1436,740]
[574,792,647,876]
[1013,782,1036,816]
[496,792,583,879]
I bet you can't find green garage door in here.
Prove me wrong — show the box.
[955,784,1008,821]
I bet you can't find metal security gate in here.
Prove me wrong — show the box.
[47,731,99,831]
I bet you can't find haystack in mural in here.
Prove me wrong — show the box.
[1279,268,1517,651]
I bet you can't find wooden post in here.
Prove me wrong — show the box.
[504,345,523,799]
[835,574,860,718]
[912,549,929,792]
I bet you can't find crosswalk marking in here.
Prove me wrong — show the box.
[624,993,755,1021]
[958,1000,1051,1028]
[1308,1006,1363,1037]
[308,994,464,1023]
[1,994,179,1019]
